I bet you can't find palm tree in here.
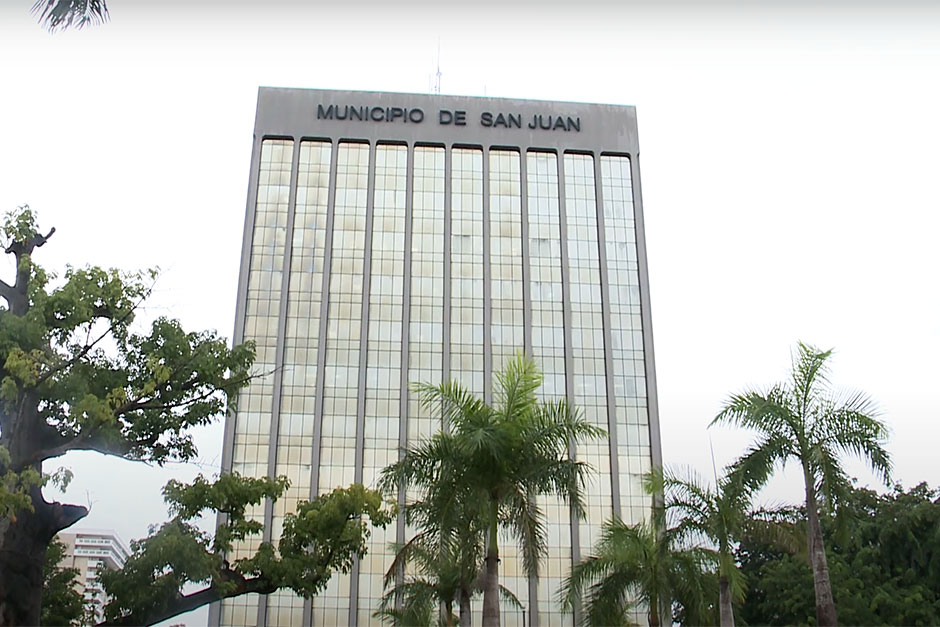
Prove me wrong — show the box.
[381,354,605,627]
[376,534,523,627]
[374,577,439,627]
[651,469,746,627]
[560,509,715,627]
[377,527,481,627]
[711,342,891,626]
[652,467,797,627]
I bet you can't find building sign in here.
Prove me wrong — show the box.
[316,104,581,132]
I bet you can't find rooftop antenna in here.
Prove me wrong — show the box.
[434,38,442,94]
[709,436,720,486]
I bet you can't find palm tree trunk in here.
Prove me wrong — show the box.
[803,470,838,627]
[444,599,455,627]
[459,587,472,627]
[718,575,735,627]
[482,499,500,627]
[647,593,661,627]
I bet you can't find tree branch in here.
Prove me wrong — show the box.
[29,491,89,541]
[33,290,145,388]
[98,570,277,627]
[4,227,55,257]
[0,278,13,306]
[28,428,132,467]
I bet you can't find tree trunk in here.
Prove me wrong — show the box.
[647,593,660,627]
[718,575,734,627]
[482,500,500,627]
[444,599,454,627]
[0,489,87,627]
[803,470,838,627]
[459,587,471,627]
[0,516,47,626]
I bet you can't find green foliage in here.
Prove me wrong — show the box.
[561,512,717,627]
[381,354,604,625]
[101,519,220,623]
[0,446,41,519]
[0,207,255,470]
[712,342,891,510]
[41,536,88,627]
[163,473,290,554]
[375,578,439,627]
[737,483,940,626]
[100,472,287,622]
[100,476,392,625]
[250,483,394,598]
[374,527,525,627]
[2,206,42,244]
[383,353,604,573]
[0,204,254,512]
[0,206,257,625]
[712,342,891,625]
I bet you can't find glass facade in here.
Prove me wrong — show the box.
[527,152,572,627]
[224,138,292,627]
[563,154,612,559]
[600,155,652,527]
[360,144,408,623]
[222,92,656,627]
[450,148,484,395]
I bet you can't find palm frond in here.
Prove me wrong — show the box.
[527,399,605,454]
[32,0,108,31]
[564,517,714,627]
[503,486,547,578]
[812,445,852,513]
[560,552,623,613]
[670,548,718,624]
[740,512,803,556]
[813,393,891,484]
[657,468,715,536]
[791,342,833,417]
[493,352,542,426]
[498,584,525,610]
[411,379,490,431]
[712,387,794,439]
[725,433,791,493]
[582,568,637,627]
[375,577,438,626]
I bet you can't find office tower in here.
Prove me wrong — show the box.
[216,88,662,626]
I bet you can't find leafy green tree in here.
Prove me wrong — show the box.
[560,510,716,627]
[737,482,940,626]
[98,475,392,626]
[381,354,604,627]
[41,535,88,627]
[712,342,891,626]
[0,206,253,626]
[31,0,108,31]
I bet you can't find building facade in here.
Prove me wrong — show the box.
[214,87,662,627]
[57,529,130,625]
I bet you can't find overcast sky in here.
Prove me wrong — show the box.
[1,0,938,615]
